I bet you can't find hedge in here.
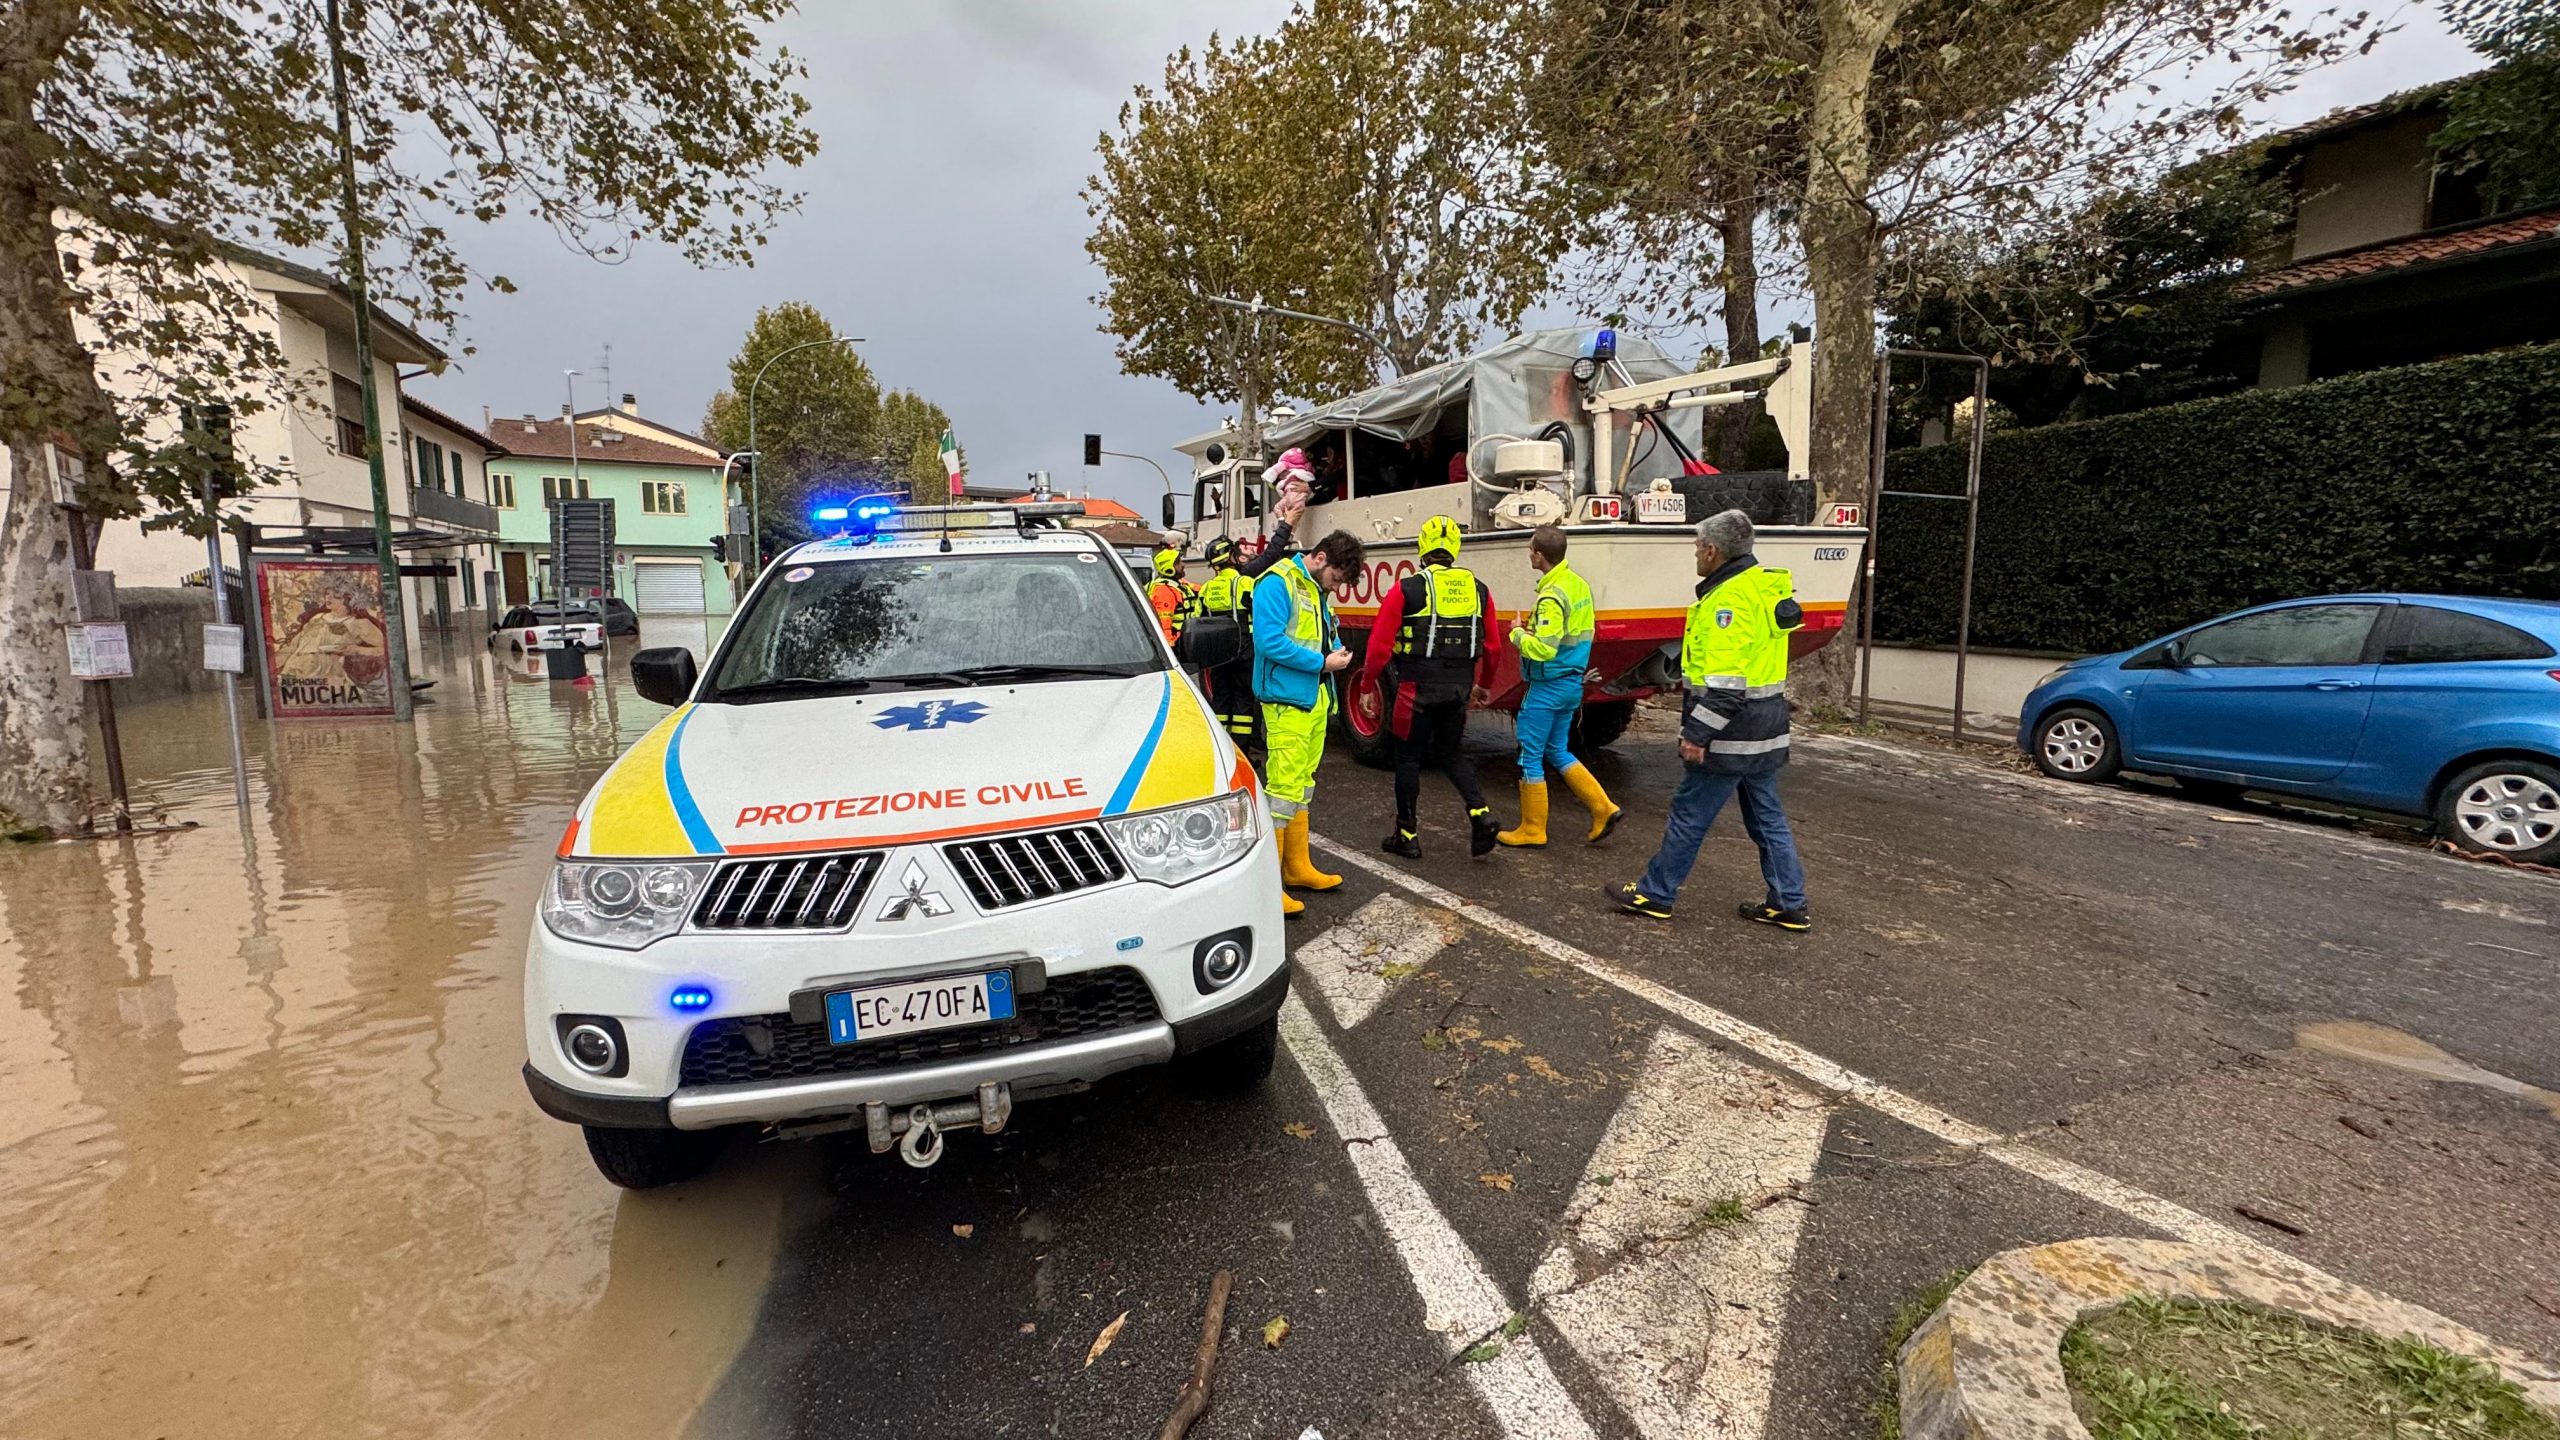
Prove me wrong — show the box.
[1870,340,2560,655]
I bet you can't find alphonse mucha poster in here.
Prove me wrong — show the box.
[258,561,392,717]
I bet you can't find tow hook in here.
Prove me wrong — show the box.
[866,1082,1012,1169]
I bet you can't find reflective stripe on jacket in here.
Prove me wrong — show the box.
[1680,555,1803,774]
[1251,555,1335,710]
[1513,559,1596,682]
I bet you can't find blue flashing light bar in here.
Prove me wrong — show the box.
[669,985,714,1012]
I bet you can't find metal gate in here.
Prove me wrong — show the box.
[632,558,705,613]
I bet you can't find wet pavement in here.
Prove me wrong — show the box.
[3,638,2555,1439]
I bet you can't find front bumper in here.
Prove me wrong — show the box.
[522,828,1287,1130]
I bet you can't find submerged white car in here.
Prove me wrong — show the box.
[520,505,1286,1188]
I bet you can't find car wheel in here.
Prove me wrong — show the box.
[1334,668,1395,770]
[1184,1013,1278,1095]
[2032,706,2121,783]
[2436,759,2560,865]
[582,1124,727,1190]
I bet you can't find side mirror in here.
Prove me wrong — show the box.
[1174,615,1243,671]
[631,647,699,706]
[1161,492,1180,529]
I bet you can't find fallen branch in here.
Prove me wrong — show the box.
[1158,1269,1234,1440]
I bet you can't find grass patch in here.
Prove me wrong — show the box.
[1455,1338,1504,1365]
[1873,1268,1973,1440]
[2063,1297,2560,1440]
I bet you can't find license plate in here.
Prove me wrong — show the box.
[1634,491,1687,523]
[824,970,1015,1045]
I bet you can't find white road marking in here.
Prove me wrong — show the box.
[1295,893,1457,1029]
[1279,992,1601,1440]
[1308,833,2320,1274]
[1531,1027,1831,1440]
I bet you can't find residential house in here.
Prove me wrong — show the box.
[1001,491,1157,532]
[397,395,507,629]
[484,410,732,615]
[1,243,501,670]
[2244,79,2560,386]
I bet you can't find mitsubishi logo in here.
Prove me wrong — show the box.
[876,858,954,921]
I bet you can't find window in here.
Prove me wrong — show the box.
[640,480,688,515]
[489,472,517,509]
[449,453,465,496]
[2384,605,2554,664]
[332,375,368,456]
[414,437,445,494]
[460,552,478,605]
[542,475,591,504]
[2174,604,2381,667]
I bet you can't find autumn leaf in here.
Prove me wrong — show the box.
[1085,1311,1129,1367]
[1478,1172,1515,1192]
[1262,1315,1291,1349]
[1282,1121,1317,1140]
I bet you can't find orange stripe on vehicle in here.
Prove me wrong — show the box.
[725,807,1108,854]
[556,819,580,856]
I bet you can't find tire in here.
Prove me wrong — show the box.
[1334,667,1395,770]
[1570,699,1637,753]
[2031,706,2121,783]
[582,1124,726,1190]
[2435,758,2560,865]
[1185,1013,1278,1094]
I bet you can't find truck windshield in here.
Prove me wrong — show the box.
[709,551,1164,700]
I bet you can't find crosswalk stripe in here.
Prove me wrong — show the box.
[1294,893,1455,1029]
[1308,834,2319,1276]
[1530,1027,1832,1440]
[1279,992,1601,1440]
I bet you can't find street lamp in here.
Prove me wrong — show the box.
[745,334,866,578]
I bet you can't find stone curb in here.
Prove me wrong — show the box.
[1896,1237,2560,1439]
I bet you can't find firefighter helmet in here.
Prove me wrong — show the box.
[1204,535,1238,567]
[1152,546,1181,579]
[1419,515,1464,560]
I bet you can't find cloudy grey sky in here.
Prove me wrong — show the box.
[410,0,2477,516]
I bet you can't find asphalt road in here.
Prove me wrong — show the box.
[697,709,2560,1440]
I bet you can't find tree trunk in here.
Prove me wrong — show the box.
[1794,0,1908,712]
[1714,189,1762,471]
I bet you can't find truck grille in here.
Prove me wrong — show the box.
[676,967,1161,1088]
[943,825,1126,911]
[691,852,883,931]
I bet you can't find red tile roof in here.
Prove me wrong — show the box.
[484,416,726,469]
[1005,493,1144,520]
[2239,206,2560,297]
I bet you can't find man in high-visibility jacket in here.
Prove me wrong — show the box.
[1497,525,1622,847]
[1194,535,1265,773]
[1253,529,1367,917]
[1361,515,1502,859]
[1147,546,1198,643]
[1607,508,1812,930]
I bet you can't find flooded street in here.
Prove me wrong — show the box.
[5,621,2556,1439]
[0,624,791,1440]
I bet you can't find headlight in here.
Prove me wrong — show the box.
[2033,667,2069,691]
[1101,790,1259,886]
[541,860,715,949]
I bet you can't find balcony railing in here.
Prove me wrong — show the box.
[410,485,499,534]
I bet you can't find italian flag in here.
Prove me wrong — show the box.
[939,428,963,490]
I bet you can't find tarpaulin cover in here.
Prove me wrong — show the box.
[1262,326,1707,490]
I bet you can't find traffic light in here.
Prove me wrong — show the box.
[708,535,727,562]
[1083,433,1102,467]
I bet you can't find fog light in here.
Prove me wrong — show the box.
[564,1023,619,1075]
[1204,943,1248,996]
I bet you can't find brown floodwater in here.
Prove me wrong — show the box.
[0,622,799,1440]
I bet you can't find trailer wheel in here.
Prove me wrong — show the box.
[1571,700,1637,753]
[1334,667,1395,769]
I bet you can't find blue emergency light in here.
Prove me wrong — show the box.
[669,985,714,1012]
[812,505,851,523]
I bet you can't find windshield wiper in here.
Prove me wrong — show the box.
[933,663,1147,682]
[715,676,876,699]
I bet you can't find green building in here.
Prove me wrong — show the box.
[484,406,732,615]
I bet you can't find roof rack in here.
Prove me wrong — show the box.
[873,501,1090,533]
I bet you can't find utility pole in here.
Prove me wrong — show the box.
[325,0,413,721]
[558,369,579,606]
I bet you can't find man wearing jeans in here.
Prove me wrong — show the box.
[1605,509,1813,931]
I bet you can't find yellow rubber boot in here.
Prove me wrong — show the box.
[1273,826,1305,915]
[1496,780,1549,847]
[1282,890,1304,917]
[1281,812,1342,891]
[1559,763,1623,843]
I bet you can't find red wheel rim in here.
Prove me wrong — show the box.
[1343,665,1384,739]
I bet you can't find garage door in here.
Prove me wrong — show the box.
[632,559,705,614]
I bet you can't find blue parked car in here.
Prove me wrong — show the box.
[2018,594,2560,863]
